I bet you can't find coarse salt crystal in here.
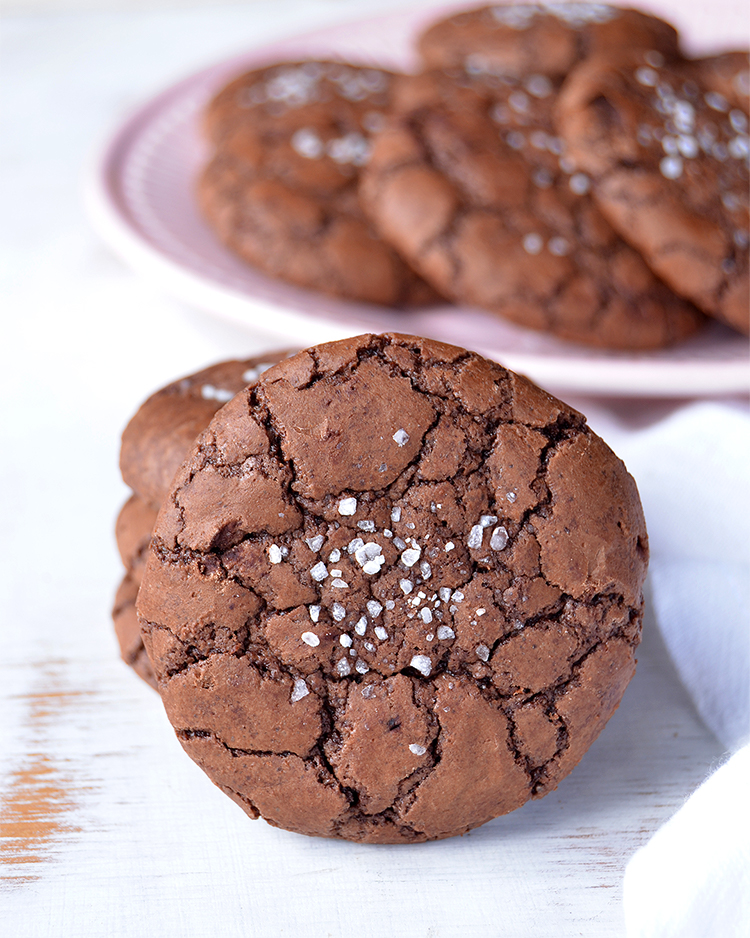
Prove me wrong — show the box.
[332,603,346,622]
[366,599,383,617]
[268,544,283,564]
[401,547,421,567]
[340,634,353,647]
[338,497,357,516]
[437,625,455,640]
[309,605,321,623]
[467,525,484,549]
[410,654,432,676]
[354,616,367,635]
[305,535,325,552]
[337,658,351,676]
[310,561,328,581]
[420,607,433,624]
[301,631,320,647]
[374,626,388,641]
[291,678,310,702]
[490,526,509,550]
[476,644,490,662]
[393,429,410,447]
[409,743,427,756]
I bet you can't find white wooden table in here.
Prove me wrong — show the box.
[0,2,739,934]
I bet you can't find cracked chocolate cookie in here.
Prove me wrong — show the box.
[137,333,648,843]
[417,3,680,80]
[359,71,704,348]
[199,61,439,306]
[114,495,159,688]
[115,352,295,685]
[556,52,750,334]
[121,352,294,511]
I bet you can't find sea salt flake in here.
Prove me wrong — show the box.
[241,362,274,383]
[340,634,353,647]
[445,541,455,552]
[410,654,432,677]
[506,492,517,503]
[310,561,328,581]
[355,659,369,674]
[476,608,486,616]
[268,544,284,564]
[291,127,324,159]
[730,110,748,133]
[309,605,321,623]
[338,497,357,516]
[409,743,427,756]
[332,603,346,622]
[420,561,432,579]
[354,616,368,635]
[525,74,552,98]
[401,547,421,567]
[337,658,351,676]
[301,631,320,647]
[705,91,729,112]
[569,172,590,195]
[374,626,389,641]
[490,526,509,550]
[452,590,464,603]
[306,535,325,552]
[420,607,433,624]
[393,429,410,447]
[329,548,341,563]
[367,599,383,617]
[467,525,484,549]
[200,384,233,403]
[291,678,309,702]
[439,587,451,602]
[385,600,395,610]
[391,506,402,523]
[358,520,376,532]
[331,578,348,589]
[523,233,543,255]
[660,155,683,179]
[548,236,570,256]
[476,644,490,662]
[437,625,455,640]
[364,642,376,652]
[347,537,365,554]
[636,67,658,87]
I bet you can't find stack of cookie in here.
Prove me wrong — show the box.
[115,333,649,842]
[197,3,749,348]
[114,352,293,687]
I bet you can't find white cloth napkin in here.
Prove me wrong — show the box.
[578,398,750,937]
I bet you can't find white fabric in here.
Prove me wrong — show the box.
[623,744,750,938]
[578,400,750,937]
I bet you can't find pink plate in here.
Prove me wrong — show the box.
[84,3,750,397]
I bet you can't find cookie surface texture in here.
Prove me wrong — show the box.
[360,71,704,348]
[120,352,293,510]
[556,53,750,334]
[199,61,438,306]
[417,3,680,79]
[137,333,648,843]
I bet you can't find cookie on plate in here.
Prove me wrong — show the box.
[137,333,648,843]
[417,3,680,79]
[693,50,750,113]
[199,61,439,306]
[359,70,705,348]
[556,53,749,334]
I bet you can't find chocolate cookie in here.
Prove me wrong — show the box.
[417,3,680,79]
[556,53,750,334]
[694,51,750,113]
[114,496,159,688]
[120,352,293,510]
[359,71,704,348]
[137,333,648,843]
[199,61,439,306]
[116,352,295,685]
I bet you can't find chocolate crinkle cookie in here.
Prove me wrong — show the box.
[198,61,439,306]
[556,50,750,334]
[137,334,648,843]
[359,70,705,349]
[114,351,295,687]
[417,3,680,80]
